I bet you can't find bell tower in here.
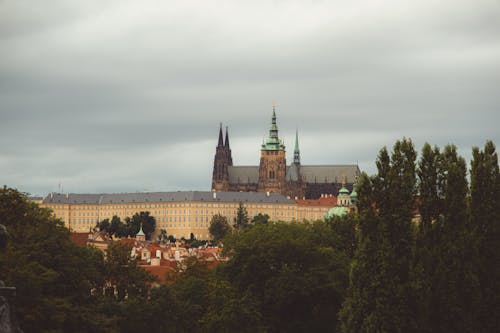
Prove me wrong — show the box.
[258,104,286,193]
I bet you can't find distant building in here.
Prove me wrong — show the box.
[324,181,358,218]
[212,105,361,199]
[40,191,335,238]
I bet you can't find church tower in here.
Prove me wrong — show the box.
[212,124,232,191]
[258,105,287,193]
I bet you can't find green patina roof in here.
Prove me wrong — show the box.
[262,107,285,151]
[325,206,348,219]
[338,184,350,196]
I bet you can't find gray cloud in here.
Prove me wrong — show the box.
[1,0,499,195]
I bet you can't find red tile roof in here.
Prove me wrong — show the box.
[294,196,337,206]
[69,232,90,246]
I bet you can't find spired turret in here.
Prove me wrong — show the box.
[261,104,286,151]
[293,129,300,165]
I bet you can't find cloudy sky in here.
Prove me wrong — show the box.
[1,0,499,195]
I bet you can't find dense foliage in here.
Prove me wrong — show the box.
[97,212,156,240]
[0,139,498,332]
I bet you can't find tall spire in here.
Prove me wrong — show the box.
[261,103,285,151]
[217,122,224,147]
[294,128,300,165]
[224,126,230,149]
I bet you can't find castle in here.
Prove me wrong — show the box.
[212,106,361,199]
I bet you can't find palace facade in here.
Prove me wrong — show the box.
[212,106,361,199]
[40,191,333,238]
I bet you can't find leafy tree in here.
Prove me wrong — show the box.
[233,202,249,230]
[209,214,231,243]
[157,228,168,244]
[97,218,111,233]
[0,186,108,332]
[427,145,479,332]
[104,242,155,301]
[470,140,500,331]
[124,211,156,240]
[251,213,270,225]
[412,143,442,332]
[222,221,350,332]
[202,279,264,332]
[341,138,417,332]
[325,214,358,260]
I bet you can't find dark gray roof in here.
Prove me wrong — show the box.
[42,191,295,205]
[227,164,361,184]
[228,166,259,184]
[300,165,361,183]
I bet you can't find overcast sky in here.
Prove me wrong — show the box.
[1,0,499,195]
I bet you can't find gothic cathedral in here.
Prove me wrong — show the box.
[212,106,360,199]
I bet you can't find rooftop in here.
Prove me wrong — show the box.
[42,191,296,205]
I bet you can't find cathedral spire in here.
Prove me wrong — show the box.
[294,128,300,165]
[225,126,230,149]
[217,123,224,147]
[262,103,285,151]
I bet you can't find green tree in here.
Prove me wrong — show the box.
[427,145,479,332]
[209,214,231,243]
[222,221,350,332]
[234,201,249,231]
[470,140,500,331]
[104,242,155,301]
[0,186,109,332]
[251,213,270,225]
[341,138,417,332]
[412,143,442,332]
[125,211,156,240]
[157,228,168,244]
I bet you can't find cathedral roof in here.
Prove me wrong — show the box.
[228,166,259,184]
[299,165,360,184]
[226,164,361,185]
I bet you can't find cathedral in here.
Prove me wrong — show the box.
[211,106,361,199]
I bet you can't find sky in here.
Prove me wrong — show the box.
[1,0,499,196]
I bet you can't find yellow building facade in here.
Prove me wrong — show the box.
[40,191,330,239]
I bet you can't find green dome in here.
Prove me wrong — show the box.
[338,185,350,196]
[324,206,348,219]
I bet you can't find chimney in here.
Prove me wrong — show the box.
[213,192,217,199]
[266,191,270,197]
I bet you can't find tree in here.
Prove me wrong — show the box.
[157,228,168,244]
[427,144,479,332]
[124,211,156,240]
[104,242,155,301]
[251,213,270,225]
[233,202,249,231]
[470,140,500,331]
[341,138,417,332]
[0,186,109,332]
[209,214,230,243]
[97,218,111,233]
[413,143,442,332]
[222,221,350,332]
